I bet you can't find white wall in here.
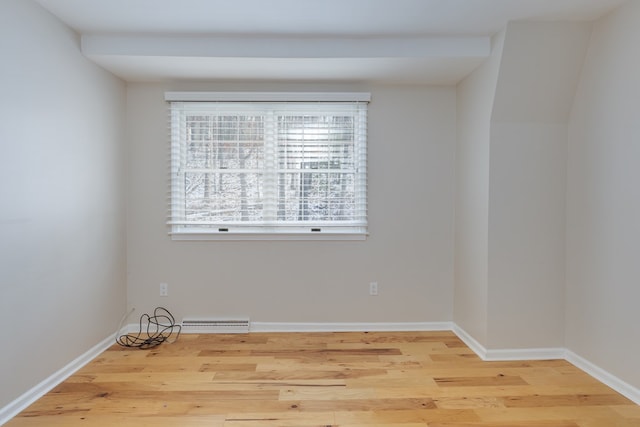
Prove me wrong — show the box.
[126,82,456,324]
[488,122,567,348]
[492,22,592,124]
[454,30,505,346]
[456,22,593,351]
[0,0,127,408]
[567,0,640,389]
[485,22,590,349]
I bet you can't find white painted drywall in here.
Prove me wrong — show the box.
[0,0,127,408]
[484,21,590,349]
[125,82,456,324]
[566,0,640,389]
[454,30,505,346]
[457,21,592,351]
[487,122,567,348]
[492,22,592,123]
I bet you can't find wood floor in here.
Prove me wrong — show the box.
[6,331,639,426]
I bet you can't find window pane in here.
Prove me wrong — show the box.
[278,172,355,221]
[186,141,264,170]
[277,115,356,171]
[185,172,263,222]
[275,114,357,222]
[185,115,264,170]
[278,115,354,142]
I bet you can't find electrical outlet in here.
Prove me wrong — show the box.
[369,282,378,296]
[159,282,168,297]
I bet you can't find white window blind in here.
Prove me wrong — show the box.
[167,93,369,240]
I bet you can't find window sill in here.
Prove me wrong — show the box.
[170,231,368,241]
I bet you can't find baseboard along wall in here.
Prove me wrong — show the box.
[452,323,640,405]
[250,321,453,333]
[0,333,115,426]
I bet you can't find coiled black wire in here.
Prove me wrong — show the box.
[115,307,181,349]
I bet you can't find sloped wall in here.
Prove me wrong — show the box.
[454,29,505,346]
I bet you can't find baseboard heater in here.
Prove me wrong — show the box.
[181,318,250,334]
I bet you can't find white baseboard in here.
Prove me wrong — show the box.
[453,325,564,361]
[484,347,566,361]
[250,321,453,333]
[453,324,640,405]
[451,324,488,359]
[0,333,115,426]
[566,350,640,405]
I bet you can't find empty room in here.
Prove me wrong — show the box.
[1,0,639,425]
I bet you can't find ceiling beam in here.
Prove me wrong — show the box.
[81,34,490,59]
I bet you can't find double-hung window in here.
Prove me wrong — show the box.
[166,92,369,240]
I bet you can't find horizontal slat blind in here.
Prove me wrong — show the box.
[168,97,368,237]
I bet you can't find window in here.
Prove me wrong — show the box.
[166,92,369,240]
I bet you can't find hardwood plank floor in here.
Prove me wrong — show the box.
[6,331,639,426]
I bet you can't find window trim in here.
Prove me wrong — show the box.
[166,92,370,241]
[165,91,371,103]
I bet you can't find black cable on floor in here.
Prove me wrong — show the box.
[115,307,181,349]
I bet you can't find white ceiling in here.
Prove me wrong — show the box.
[35,0,625,84]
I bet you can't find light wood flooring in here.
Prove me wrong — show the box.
[6,331,639,426]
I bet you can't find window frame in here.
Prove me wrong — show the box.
[166,92,370,241]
